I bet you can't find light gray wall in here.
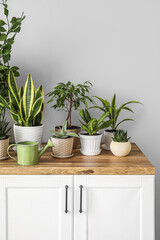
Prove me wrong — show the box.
[6,0,160,238]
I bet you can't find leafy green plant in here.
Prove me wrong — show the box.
[112,129,131,142]
[90,94,141,130]
[50,121,79,139]
[0,70,44,126]
[0,114,11,139]
[79,108,112,135]
[0,0,25,117]
[47,81,93,128]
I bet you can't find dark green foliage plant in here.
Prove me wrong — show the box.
[50,121,79,139]
[47,81,93,128]
[0,113,11,139]
[112,129,131,142]
[0,0,25,117]
[90,94,141,130]
[79,108,112,135]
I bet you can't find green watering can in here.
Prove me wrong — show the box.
[7,139,54,165]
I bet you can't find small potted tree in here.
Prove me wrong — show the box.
[47,81,93,148]
[110,130,131,157]
[50,121,79,158]
[0,71,45,149]
[79,109,112,156]
[90,94,141,150]
[0,114,11,159]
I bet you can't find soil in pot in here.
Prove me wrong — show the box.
[55,125,81,149]
[51,136,74,157]
[0,137,9,160]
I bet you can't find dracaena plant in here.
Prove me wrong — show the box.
[0,71,44,126]
[0,114,11,139]
[112,129,131,143]
[50,121,79,139]
[47,81,93,128]
[90,94,141,130]
[79,108,112,135]
[0,0,25,117]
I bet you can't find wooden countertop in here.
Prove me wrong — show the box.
[0,143,155,175]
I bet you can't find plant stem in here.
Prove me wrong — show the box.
[66,101,72,128]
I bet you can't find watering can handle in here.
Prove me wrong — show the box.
[7,144,17,161]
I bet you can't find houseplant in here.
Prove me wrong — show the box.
[50,121,79,158]
[90,94,141,150]
[0,71,45,149]
[0,114,11,159]
[0,0,25,120]
[79,108,112,155]
[47,81,93,148]
[110,129,131,157]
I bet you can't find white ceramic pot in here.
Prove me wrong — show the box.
[51,137,74,157]
[103,130,116,150]
[13,124,44,150]
[79,132,102,156]
[110,141,131,157]
[0,137,9,160]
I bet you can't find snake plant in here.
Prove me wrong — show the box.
[0,71,44,126]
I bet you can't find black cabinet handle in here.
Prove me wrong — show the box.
[79,185,83,213]
[65,185,69,213]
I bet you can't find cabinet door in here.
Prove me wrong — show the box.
[0,175,73,240]
[74,175,155,240]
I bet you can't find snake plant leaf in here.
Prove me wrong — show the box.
[35,85,43,100]
[115,118,134,129]
[8,70,20,108]
[33,111,42,126]
[9,90,19,110]
[31,96,43,119]
[10,112,19,123]
[23,73,35,118]
[0,95,11,110]
[19,98,25,125]
[19,86,23,99]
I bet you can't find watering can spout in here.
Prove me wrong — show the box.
[38,139,54,159]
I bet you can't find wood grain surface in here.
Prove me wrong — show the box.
[0,143,155,175]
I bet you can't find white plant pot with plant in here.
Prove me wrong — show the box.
[110,130,131,157]
[0,71,45,150]
[50,121,79,158]
[89,94,141,150]
[79,109,112,156]
[47,81,93,149]
[0,116,11,160]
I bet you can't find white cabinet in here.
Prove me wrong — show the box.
[74,175,155,240]
[0,176,73,240]
[0,175,155,240]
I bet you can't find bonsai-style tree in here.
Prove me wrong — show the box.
[0,0,25,117]
[47,81,93,128]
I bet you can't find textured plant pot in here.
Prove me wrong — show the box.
[104,130,116,150]
[79,132,102,156]
[13,124,44,150]
[0,137,9,160]
[51,137,74,157]
[110,141,131,157]
[55,125,81,149]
